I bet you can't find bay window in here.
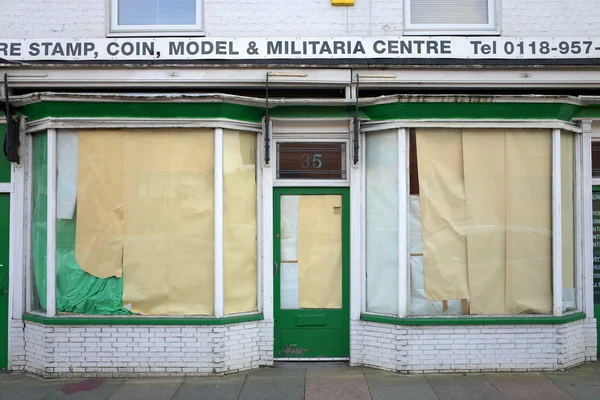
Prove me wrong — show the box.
[365,128,579,317]
[29,128,258,317]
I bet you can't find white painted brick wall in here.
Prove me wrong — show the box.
[9,319,26,371]
[351,318,597,373]
[20,320,274,378]
[1,0,599,39]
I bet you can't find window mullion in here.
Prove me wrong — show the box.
[46,129,57,318]
[398,128,408,317]
[214,128,224,318]
[552,128,563,316]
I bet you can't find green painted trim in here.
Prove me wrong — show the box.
[574,105,600,119]
[0,124,9,183]
[22,312,264,326]
[15,100,591,123]
[362,102,581,122]
[269,105,368,119]
[360,312,587,326]
[19,102,265,123]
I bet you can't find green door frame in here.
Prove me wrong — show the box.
[273,187,350,358]
[0,193,9,369]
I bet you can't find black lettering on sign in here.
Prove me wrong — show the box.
[83,42,95,56]
[0,43,20,56]
[267,41,282,55]
[28,43,39,56]
[170,41,184,56]
[66,43,82,57]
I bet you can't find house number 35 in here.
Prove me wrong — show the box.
[301,153,323,168]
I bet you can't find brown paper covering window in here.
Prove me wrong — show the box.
[75,129,215,315]
[416,128,552,315]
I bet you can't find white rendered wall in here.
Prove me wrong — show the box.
[350,319,597,373]
[1,0,600,39]
[21,321,274,378]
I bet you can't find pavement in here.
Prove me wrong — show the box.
[1,361,600,400]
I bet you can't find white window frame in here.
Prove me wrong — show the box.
[107,0,204,37]
[26,124,262,318]
[361,122,584,318]
[403,0,499,36]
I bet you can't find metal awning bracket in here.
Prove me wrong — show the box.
[353,74,360,165]
[2,74,20,164]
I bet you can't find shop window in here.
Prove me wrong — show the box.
[407,128,577,316]
[365,130,399,314]
[404,0,497,35]
[29,128,258,317]
[365,128,578,317]
[109,0,203,36]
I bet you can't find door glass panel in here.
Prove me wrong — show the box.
[277,142,346,179]
[280,194,342,309]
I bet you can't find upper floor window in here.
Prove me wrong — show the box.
[109,0,204,36]
[404,0,497,35]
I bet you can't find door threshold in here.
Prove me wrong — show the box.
[274,357,350,361]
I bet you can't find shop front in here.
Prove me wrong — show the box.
[0,38,599,374]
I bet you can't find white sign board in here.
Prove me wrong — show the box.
[2,37,600,61]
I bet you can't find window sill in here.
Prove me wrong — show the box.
[402,30,500,36]
[360,311,586,326]
[22,312,263,326]
[106,30,206,38]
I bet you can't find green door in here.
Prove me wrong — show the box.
[273,187,350,358]
[593,186,600,356]
[0,193,9,369]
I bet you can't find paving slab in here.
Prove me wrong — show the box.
[108,377,185,400]
[365,371,439,400]
[485,372,574,400]
[172,374,246,400]
[306,366,367,377]
[544,365,600,400]
[239,367,305,400]
[42,378,126,400]
[0,374,71,400]
[305,369,370,400]
[426,374,506,400]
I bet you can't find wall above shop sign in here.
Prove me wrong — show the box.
[1,37,600,62]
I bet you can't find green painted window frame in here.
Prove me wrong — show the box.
[361,311,586,326]
[23,312,263,326]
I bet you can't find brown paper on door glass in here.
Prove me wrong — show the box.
[505,129,552,314]
[297,195,342,309]
[462,130,506,315]
[416,129,469,302]
[122,130,214,315]
[223,130,258,315]
[561,132,575,290]
[75,130,125,279]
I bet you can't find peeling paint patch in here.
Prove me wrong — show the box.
[282,344,308,356]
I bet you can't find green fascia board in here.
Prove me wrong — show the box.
[0,124,9,183]
[19,101,265,123]
[22,312,264,326]
[269,105,368,119]
[362,102,582,122]
[361,311,587,326]
[15,99,590,123]
[574,105,600,119]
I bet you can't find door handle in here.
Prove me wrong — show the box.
[273,261,279,276]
